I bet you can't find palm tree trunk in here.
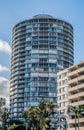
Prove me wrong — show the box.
[75,115,77,130]
[78,114,79,130]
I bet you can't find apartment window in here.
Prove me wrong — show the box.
[30,87,36,91]
[58,89,61,93]
[61,95,63,100]
[64,87,67,91]
[24,102,29,107]
[49,63,56,67]
[30,102,38,106]
[58,82,61,86]
[24,97,30,101]
[32,77,38,81]
[57,75,61,80]
[65,101,68,106]
[32,45,38,49]
[58,96,61,100]
[32,41,38,44]
[14,113,17,116]
[32,63,38,67]
[32,36,38,40]
[39,45,48,49]
[49,45,56,49]
[61,102,64,107]
[24,87,30,91]
[65,94,67,98]
[39,19,48,22]
[39,27,48,31]
[39,77,48,81]
[49,37,56,40]
[39,63,48,67]
[49,87,56,92]
[14,108,17,112]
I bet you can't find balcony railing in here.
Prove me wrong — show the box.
[68,83,84,92]
[68,91,84,99]
[70,100,84,106]
[69,118,84,124]
[68,67,84,77]
[68,75,84,85]
[68,126,84,130]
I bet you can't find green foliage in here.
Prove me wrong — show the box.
[67,105,84,130]
[0,97,6,107]
[0,97,9,130]
[68,105,84,117]
[0,97,6,120]
[23,101,56,130]
[8,124,25,130]
[9,119,23,125]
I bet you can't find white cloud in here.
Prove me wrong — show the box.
[0,39,11,54]
[0,77,10,107]
[0,64,9,72]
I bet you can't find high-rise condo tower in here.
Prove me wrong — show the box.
[10,14,74,119]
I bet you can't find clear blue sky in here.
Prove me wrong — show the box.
[0,0,84,104]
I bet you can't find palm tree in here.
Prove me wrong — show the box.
[23,106,40,130]
[37,102,49,130]
[38,101,57,130]
[0,97,6,107]
[68,106,77,130]
[76,105,84,130]
[0,97,6,120]
[68,105,84,130]
[0,97,9,130]
[1,107,9,130]
[23,101,56,130]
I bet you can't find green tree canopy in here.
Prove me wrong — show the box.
[67,105,84,130]
[0,97,9,130]
[23,101,56,130]
[8,124,25,130]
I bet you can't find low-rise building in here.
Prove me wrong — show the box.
[57,61,84,130]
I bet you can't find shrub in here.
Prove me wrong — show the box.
[8,124,25,130]
[9,119,23,125]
